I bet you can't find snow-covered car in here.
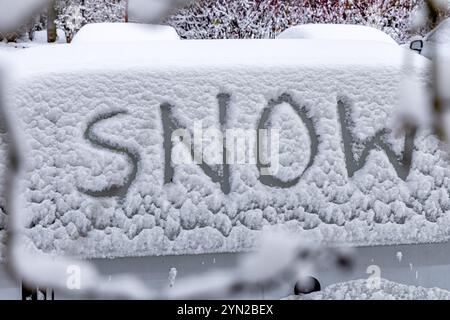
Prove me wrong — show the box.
[71,22,180,44]
[409,18,450,59]
[1,34,437,300]
[276,24,398,45]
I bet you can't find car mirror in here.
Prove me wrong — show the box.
[410,39,423,53]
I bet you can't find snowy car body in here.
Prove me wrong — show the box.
[71,22,180,44]
[1,38,442,300]
[409,18,450,59]
[277,24,398,45]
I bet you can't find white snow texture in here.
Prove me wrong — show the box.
[1,40,445,260]
[284,279,450,300]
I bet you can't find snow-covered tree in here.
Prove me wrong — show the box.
[54,0,195,42]
[47,0,58,42]
[5,0,444,43]
[167,0,431,43]
[54,0,125,42]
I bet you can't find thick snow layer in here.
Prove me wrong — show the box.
[71,23,180,44]
[32,29,67,44]
[277,24,398,45]
[284,279,450,300]
[2,40,441,260]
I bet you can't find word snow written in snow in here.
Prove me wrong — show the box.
[83,93,415,198]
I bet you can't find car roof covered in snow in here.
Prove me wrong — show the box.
[277,24,398,45]
[5,39,427,80]
[71,22,180,44]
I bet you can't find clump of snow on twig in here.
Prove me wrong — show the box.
[396,251,403,262]
[168,267,177,288]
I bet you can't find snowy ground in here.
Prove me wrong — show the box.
[0,30,66,52]
[284,278,450,300]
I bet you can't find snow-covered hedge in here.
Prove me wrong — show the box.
[24,0,449,43]
[2,40,445,260]
[168,0,424,43]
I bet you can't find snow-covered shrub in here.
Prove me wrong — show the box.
[83,0,126,24]
[55,1,86,42]
[167,0,429,43]
[54,0,193,42]
[55,0,125,42]
[4,0,450,43]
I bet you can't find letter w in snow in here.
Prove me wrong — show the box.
[338,100,416,181]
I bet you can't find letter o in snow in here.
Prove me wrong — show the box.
[257,94,318,188]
